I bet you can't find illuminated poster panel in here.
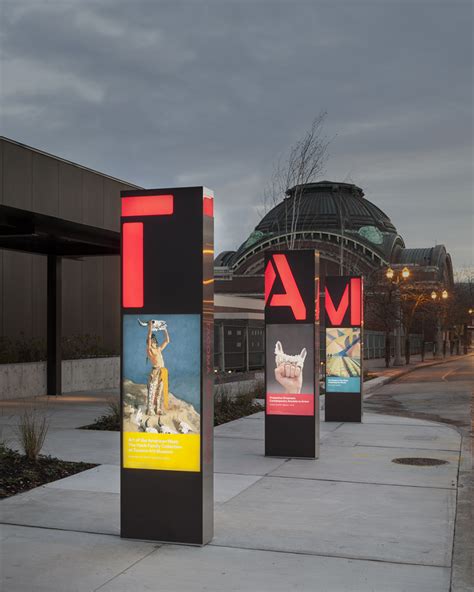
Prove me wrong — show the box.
[266,324,314,415]
[264,250,320,459]
[326,328,361,393]
[324,276,363,422]
[120,186,214,545]
[122,314,200,472]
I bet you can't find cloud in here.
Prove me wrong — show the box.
[1,0,472,268]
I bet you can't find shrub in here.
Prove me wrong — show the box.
[253,375,265,399]
[62,334,118,360]
[106,396,121,423]
[0,335,46,364]
[214,385,234,412]
[81,396,121,431]
[214,383,263,426]
[16,407,49,461]
[0,333,119,364]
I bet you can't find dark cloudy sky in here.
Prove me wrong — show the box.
[1,0,472,268]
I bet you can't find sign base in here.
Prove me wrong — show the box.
[121,469,212,545]
[325,393,362,423]
[265,415,316,458]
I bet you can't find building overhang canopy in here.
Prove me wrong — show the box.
[0,205,119,257]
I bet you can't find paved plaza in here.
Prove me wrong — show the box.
[0,380,466,592]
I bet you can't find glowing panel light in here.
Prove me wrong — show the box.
[325,284,349,326]
[203,196,214,217]
[350,277,362,326]
[264,259,276,303]
[266,254,307,320]
[122,194,174,217]
[122,222,143,308]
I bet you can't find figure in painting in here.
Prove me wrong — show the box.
[138,319,170,415]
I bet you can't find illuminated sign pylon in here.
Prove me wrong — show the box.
[264,250,320,459]
[324,275,363,422]
[120,186,214,545]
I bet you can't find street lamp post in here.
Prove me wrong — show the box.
[466,308,473,354]
[386,266,410,366]
[431,290,448,359]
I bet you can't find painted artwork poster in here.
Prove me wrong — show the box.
[266,324,314,416]
[326,328,361,393]
[122,314,201,472]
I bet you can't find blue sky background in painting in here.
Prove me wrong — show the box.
[123,314,200,413]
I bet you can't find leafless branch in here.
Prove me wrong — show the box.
[263,112,331,249]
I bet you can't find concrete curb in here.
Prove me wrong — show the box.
[364,353,473,398]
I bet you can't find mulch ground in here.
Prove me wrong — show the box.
[0,445,96,499]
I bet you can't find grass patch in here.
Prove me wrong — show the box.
[0,443,96,499]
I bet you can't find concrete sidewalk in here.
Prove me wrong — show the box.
[0,401,462,592]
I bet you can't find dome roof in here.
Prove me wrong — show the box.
[225,181,402,267]
[257,181,397,235]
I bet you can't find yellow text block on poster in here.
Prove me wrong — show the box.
[123,432,200,472]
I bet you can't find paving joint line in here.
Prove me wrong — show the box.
[93,546,160,591]
[356,422,451,428]
[352,443,460,452]
[0,521,118,538]
[207,541,451,569]
[262,473,456,490]
[0,521,453,571]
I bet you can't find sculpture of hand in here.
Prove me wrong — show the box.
[273,341,307,395]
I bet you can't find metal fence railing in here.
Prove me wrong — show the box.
[215,323,425,373]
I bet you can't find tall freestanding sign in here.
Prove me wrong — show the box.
[324,276,363,422]
[120,187,214,544]
[264,250,320,458]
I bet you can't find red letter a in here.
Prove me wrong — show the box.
[267,255,306,320]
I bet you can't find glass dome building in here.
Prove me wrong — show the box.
[215,181,453,293]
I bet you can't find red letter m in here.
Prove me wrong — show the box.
[325,278,361,326]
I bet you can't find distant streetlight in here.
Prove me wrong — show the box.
[431,288,449,358]
[385,266,411,366]
[432,289,448,300]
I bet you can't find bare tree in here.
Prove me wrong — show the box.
[263,112,331,249]
[444,268,474,353]
[364,273,399,367]
[364,272,442,366]
[399,288,434,364]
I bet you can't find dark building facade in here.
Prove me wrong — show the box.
[0,137,140,354]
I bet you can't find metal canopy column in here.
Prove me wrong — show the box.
[47,254,62,395]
